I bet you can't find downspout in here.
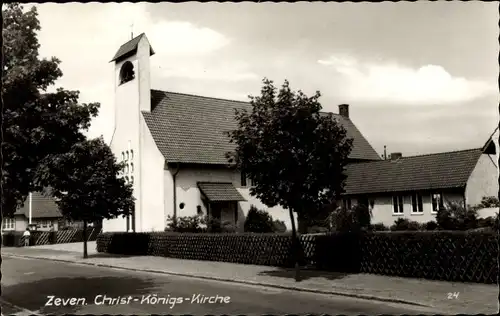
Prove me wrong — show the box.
[463,185,467,209]
[172,162,181,224]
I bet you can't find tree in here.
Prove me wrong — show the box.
[2,3,99,217]
[227,78,353,280]
[476,196,500,208]
[35,138,135,258]
[244,205,275,233]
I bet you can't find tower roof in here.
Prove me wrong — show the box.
[110,33,155,63]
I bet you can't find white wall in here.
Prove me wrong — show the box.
[465,154,498,207]
[138,117,165,232]
[174,167,296,231]
[366,192,464,227]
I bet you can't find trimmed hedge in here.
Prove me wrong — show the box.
[97,230,498,284]
[1,228,102,247]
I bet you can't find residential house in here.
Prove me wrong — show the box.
[342,147,498,227]
[103,33,381,233]
[2,192,62,233]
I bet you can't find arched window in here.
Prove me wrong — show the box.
[119,61,135,85]
[130,163,134,173]
[126,151,129,161]
[131,176,134,184]
[130,150,134,160]
[121,152,125,161]
[125,176,129,184]
[125,165,129,174]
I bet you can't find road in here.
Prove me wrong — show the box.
[1,256,438,315]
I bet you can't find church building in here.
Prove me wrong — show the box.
[103,33,389,233]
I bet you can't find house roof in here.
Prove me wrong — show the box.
[343,148,484,195]
[482,126,498,155]
[142,89,381,165]
[197,182,246,202]
[14,192,62,219]
[110,33,155,63]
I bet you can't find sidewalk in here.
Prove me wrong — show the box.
[2,243,498,315]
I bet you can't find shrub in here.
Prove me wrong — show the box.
[436,202,478,230]
[370,222,389,231]
[166,215,205,233]
[272,220,287,233]
[244,205,274,233]
[424,221,438,231]
[329,204,372,232]
[205,217,236,233]
[390,218,423,231]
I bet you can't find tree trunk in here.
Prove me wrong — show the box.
[288,208,301,282]
[83,219,88,259]
[297,216,309,234]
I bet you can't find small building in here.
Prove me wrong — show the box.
[2,192,62,233]
[342,148,498,227]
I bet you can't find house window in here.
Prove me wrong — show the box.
[39,220,50,228]
[431,193,444,213]
[119,61,135,85]
[2,217,15,230]
[343,198,352,210]
[393,196,404,214]
[240,171,247,187]
[411,193,424,213]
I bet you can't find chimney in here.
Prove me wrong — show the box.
[339,104,349,118]
[390,152,402,160]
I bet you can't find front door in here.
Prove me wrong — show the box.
[209,202,237,225]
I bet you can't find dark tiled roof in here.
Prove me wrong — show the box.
[197,182,246,202]
[14,192,62,219]
[142,90,381,165]
[343,148,483,195]
[110,33,155,62]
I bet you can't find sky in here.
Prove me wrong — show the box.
[30,2,498,157]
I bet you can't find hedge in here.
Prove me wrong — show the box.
[97,230,498,284]
[1,228,102,247]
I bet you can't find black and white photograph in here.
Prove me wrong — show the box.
[1,1,498,315]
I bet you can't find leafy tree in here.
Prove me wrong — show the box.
[227,78,353,280]
[244,205,275,233]
[35,138,135,258]
[2,3,99,217]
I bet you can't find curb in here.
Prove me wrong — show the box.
[3,253,431,309]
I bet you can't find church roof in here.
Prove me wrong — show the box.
[110,33,155,63]
[142,89,381,165]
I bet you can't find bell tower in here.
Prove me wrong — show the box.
[105,33,155,233]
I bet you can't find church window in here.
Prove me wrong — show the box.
[130,163,134,173]
[130,150,134,160]
[119,61,135,85]
[121,152,125,161]
[126,151,129,161]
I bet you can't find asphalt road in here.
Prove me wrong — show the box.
[1,256,438,315]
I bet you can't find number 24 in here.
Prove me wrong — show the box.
[447,292,459,299]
